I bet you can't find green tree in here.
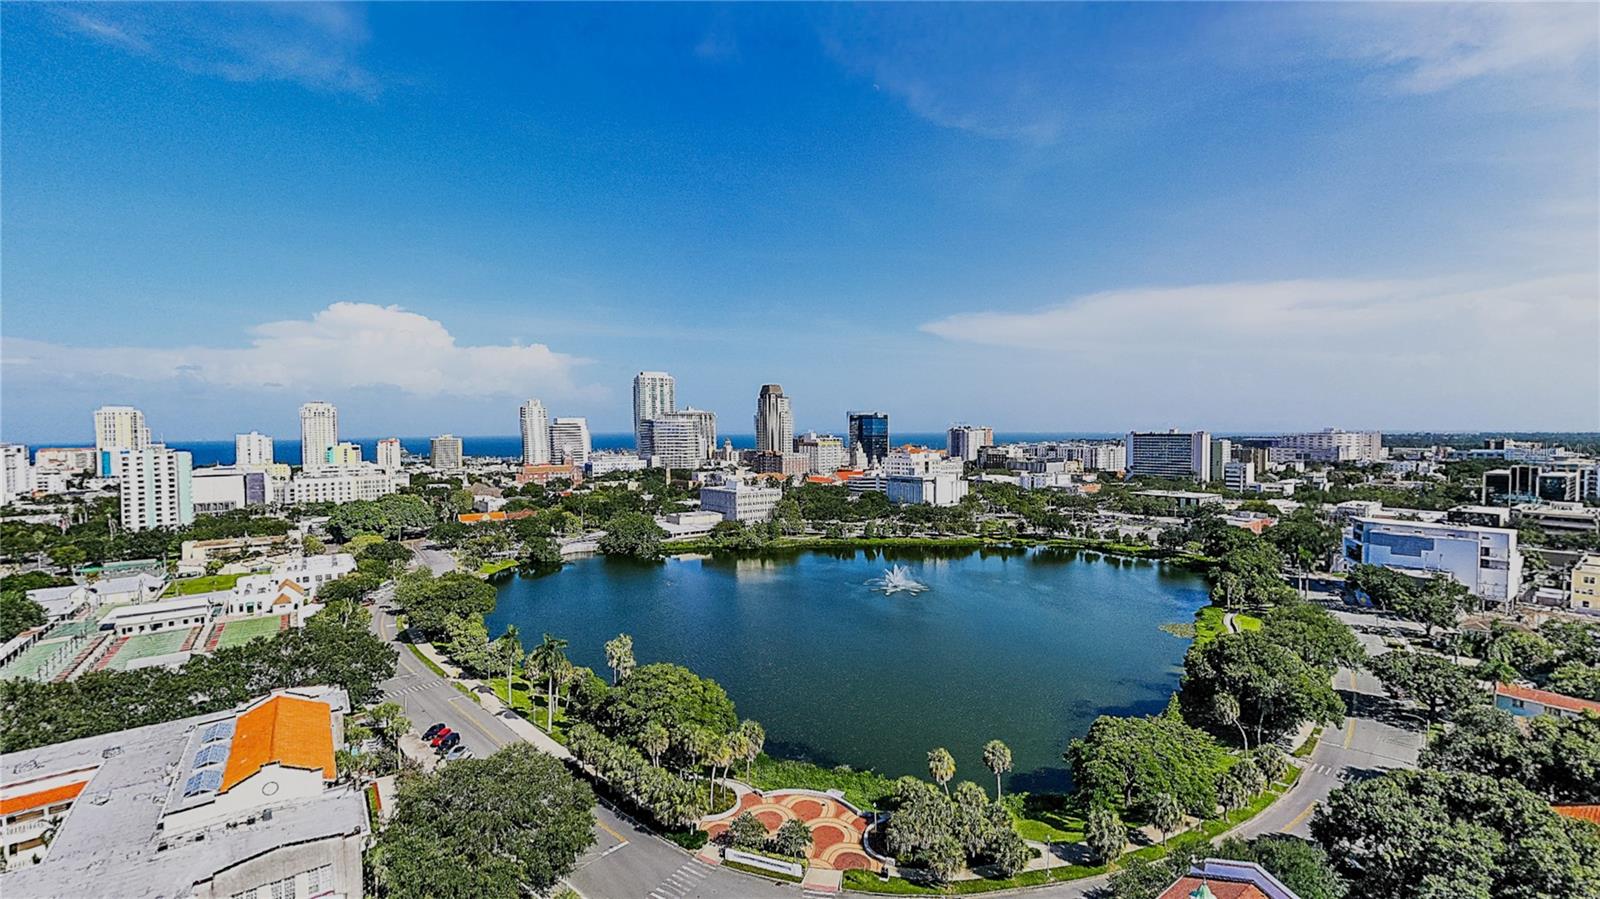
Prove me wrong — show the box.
[597,512,667,560]
[927,747,956,795]
[1548,662,1600,701]
[494,626,523,696]
[641,721,670,768]
[395,570,496,639]
[1067,711,1228,818]
[528,634,569,734]
[1262,602,1364,671]
[1420,705,1533,783]
[0,593,47,642]
[603,633,636,686]
[728,810,767,850]
[369,701,410,771]
[373,744,595,899]
[1085,806,1126,865]
[599,663,738,762]
[1150,792,1182,845]
[737,719,765,779]
[1180,630,1345,745]
[1213,835,1347,899]
[772,818,813,858]
[1367,650,1483,724]
[302,534,326,555]
[982,739,1012,799]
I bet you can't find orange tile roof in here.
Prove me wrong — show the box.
[220,695,336,793]
[1157,878,1269,899]
[1555,805,1600,825]
[0,780,88,816]
[1496,682,1600,715]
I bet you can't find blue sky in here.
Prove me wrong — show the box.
[3,2,1596,443]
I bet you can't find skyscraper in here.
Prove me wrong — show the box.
[431,435,464,471]
[299,402,338,471]
[93,405,151,476]
[1125,430,1213,483]
[947,425,994,462]
[519,399,551,465]
[754,384,794,453]
[114,445,194,532]
[235,432,275,468]
[632,372,676,456]
[549,417,592,465]
[376,438,403,472]
[847,411,890,466]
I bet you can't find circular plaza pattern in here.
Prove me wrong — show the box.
[702,789,882,873]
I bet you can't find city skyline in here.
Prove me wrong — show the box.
[2,3,1597,442]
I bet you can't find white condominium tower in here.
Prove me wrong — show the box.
[755,384,794,453]
[299,402,338,471]
[549,417,592,465]
[235,431,275,467]
[376,437,403,472]
[431,435,464,471]
[93,405,151,476]
[114,445,194,532]
[520,399,551,465]
[633,371,676,456]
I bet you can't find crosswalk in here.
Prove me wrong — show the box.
[1304,761,1345,778]
[646,859,708,899]
[384,677,445,699]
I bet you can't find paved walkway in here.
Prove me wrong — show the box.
[703,790,880,873]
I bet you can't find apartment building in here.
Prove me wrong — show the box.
[1342,516,1522,604]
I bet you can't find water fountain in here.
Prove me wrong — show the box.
[870,564,929,595]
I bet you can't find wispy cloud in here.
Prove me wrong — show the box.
[51,3,381,98]
[920,274,1600,427]
[3,303,595,399]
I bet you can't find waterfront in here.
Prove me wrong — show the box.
[485,547,1209,792]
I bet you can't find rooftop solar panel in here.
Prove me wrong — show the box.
[193,744,229,768]
[182,769,222,797]
[200,720,235,743]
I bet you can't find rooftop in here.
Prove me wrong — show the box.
[1497,682,1600,715]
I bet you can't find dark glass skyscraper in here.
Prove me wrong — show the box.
[847,411,890,466]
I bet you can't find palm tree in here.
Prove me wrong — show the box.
[982,740,1012,799]
[737,720,765,780]
[528,634,569,734]
[710,734,736,810]
[369,702,410,771]
[1151,792,1182,845]
[1213,693,1249,754]
[604,633,635,686]
[1085,807,1126,865]
[495,625,523,700]
[927,747,956,795]
[642,721,670,768]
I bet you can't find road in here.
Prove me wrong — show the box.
[373,595,791,899]
[1230,610,1423,840]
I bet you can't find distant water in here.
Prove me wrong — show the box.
[487,547,1207,792]
[27,432,1118,467]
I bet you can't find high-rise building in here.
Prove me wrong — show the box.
[795,432,848,474]
[299,402,338,471]
[376,438,403,472]
[1273,429,1383,464]
[1,444,34,506]
[94,405,152,476]
[430,435,464,471]
[755,384,794,454]
[640,417,705,470]
[1209,438,1232,483]
[674,407,717,455]
[549,417,592,464]
[327,442,363,467]
[1125,430,1213,483]
[113,445,194,532]
[632,372,676,456]
[847,412,890,466]
[519,399,551,465]
[947,425,994,463]
[234,432,274,468]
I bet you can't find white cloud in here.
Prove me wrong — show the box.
[920,274,1600,427]
[2,303,593,399]
[52,3,380,98]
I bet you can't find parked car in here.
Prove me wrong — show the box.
[443,744,472,762]
[422,722,447,741]
[436,732,461,754]
[429,727,453,748]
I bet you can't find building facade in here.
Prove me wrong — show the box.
[280,465,405,505]
[114,446,195,532]
[699,480,783,523]
[1272,429,1383,463]
[376,437,403,472]
[641,417,707,470]
[1342,516,1522,604]
[94,405,152,476]
[190,467,270,514]
[1572,553,1600,614]
[430,435,464,471]
[754,384,795,454]
[796,432,848,473]
[847,411,890,466]
[1,444,33,506]
[298,402,338,471]
[632,371,676,455]
[549,417,592,465]
[233,432,274,468]
[947,425,994,463]
[519,399,551,465]
[1125,430,1212,482]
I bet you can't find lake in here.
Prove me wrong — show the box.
[484,547,1209,793]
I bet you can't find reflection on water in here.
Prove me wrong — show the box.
[486,547,1208,792]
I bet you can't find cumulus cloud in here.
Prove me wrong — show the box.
[920,274,1600,426]
[51,3,380,97]
[2,303,592,399]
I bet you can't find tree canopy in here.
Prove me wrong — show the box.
[597,512,668,560]
[1179,630,1345,745]
[1066,710,1229,817]
[395,569,497,639]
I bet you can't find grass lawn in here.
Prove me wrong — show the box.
[477,559,518,577]
[1193,605,1262,645]
[487,675,572,740]
[1002,793,1085,843]
[215,616,283,649]
[747,754,899,810]
[165,572,245,596]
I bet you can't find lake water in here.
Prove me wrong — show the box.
[485,547,1209,793]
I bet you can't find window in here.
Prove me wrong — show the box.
[269,875,294,899]
[305,864,334,895]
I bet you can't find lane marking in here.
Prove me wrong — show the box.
[447,697,510,747]
[595,817,628,844]
[1284,801,1318,833]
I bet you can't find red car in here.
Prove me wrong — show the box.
[429,727,453,747]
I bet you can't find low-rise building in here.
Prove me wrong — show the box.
[515,462,582,487]
[1572,552,1600,614]
[99,593,214,639]
[1155,858,1301,899]
[1135,489,1225,510]
[1342,517,1522,604]
[587,452,649,476]
[280,464,406,505]
[1495,682,1600,720]
[699,480,783,523]
[0,687,366,896]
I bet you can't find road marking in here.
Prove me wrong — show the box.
[597,842,626,858]
[1284,801,1318,832]
[595,817,628,844]
[447,697,507,746]
[682,864,706,878]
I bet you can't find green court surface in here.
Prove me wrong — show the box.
[105,630,193,670]
[165,573,246,597]
[215,616,283,649]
